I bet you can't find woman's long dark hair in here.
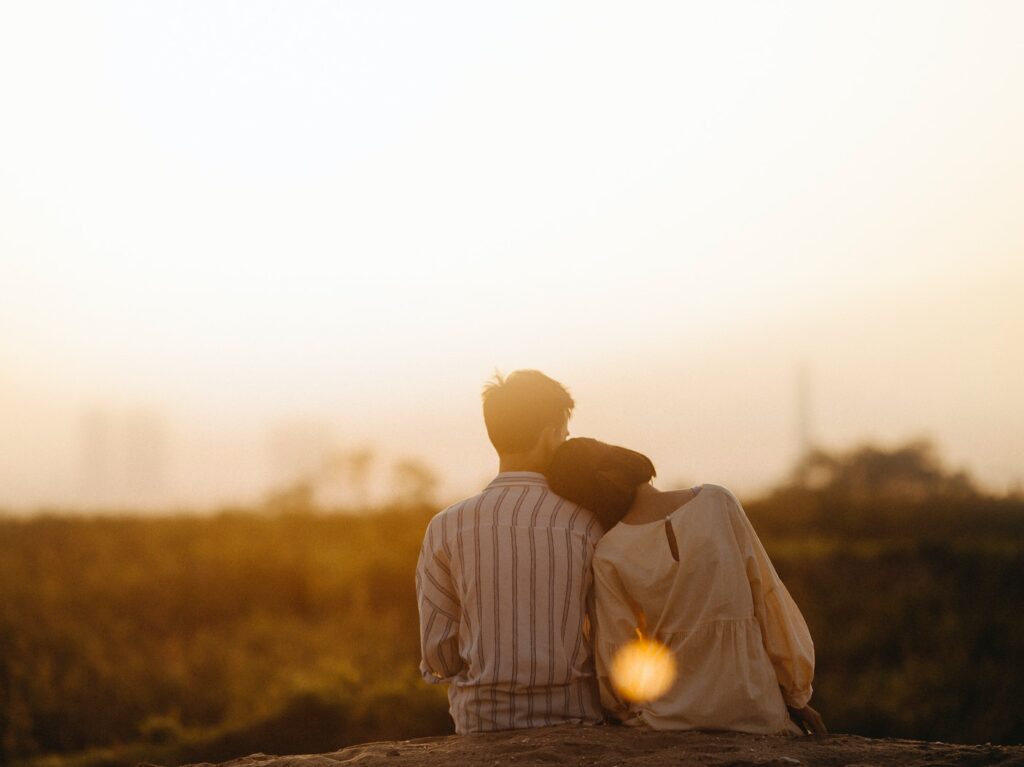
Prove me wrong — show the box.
[546,437,656,531]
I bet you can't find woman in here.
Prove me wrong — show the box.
[546,438,826,735]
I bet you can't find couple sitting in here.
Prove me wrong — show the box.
[416,370,826,736]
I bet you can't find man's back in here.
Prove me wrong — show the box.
[416,471,603,733]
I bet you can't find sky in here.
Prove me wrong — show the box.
[1,1,1022,510]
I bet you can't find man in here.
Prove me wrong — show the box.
[416,370,603,733]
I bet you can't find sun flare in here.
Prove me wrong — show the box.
[609,637,678,703]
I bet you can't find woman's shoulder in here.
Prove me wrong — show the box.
[696,482,743,503]
[696,482,725,494]
[689,483,748,524]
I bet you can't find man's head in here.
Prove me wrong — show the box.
[482,370,574,469]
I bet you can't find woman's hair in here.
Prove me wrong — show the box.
[545,437,656,530]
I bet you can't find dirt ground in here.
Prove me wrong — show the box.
[172,725,1024,767]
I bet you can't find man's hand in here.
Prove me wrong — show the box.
[787,704,828,734]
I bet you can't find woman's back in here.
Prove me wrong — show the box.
[593,484,813,734]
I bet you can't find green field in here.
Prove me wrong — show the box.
[2,443,1022,766]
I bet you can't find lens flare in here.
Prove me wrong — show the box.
[609,637,677,703]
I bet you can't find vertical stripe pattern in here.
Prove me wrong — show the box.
[415,472,603,733]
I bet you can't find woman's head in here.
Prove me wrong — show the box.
[546,438,656,530]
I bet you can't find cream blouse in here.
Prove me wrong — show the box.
[592,484,814,734]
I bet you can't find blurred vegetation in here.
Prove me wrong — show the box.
[746,441,1024,744]
[1,440,1022,767]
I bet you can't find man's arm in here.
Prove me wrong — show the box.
[415,519,464,684]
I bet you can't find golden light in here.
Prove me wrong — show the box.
[609,636,677,703]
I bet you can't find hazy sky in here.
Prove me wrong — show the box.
[2,2,1022,510]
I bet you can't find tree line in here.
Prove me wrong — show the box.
[1,440,1021,767]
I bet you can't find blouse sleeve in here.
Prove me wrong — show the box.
[592,552,641,721]
[727,492,816,709]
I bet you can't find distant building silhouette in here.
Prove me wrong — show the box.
[268,418,333,489]
[79,409,114,502]
[79,407,168,507]
[124,410,167,498]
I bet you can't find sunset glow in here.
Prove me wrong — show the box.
[1,2,1022,510]
[3,5,1024,763]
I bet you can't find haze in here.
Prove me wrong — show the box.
[1,2,1021,511]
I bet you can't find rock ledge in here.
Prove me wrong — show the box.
[172,725,1024,767]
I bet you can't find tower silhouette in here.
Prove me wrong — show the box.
[794,363,814,485]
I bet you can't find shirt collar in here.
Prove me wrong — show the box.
[486,471,550,489]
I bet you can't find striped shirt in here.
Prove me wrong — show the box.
[415,471,604,733]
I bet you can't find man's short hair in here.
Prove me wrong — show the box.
[482,370,574,454]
